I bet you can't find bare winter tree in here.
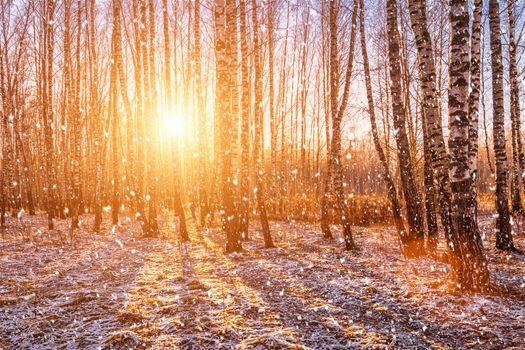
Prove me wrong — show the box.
[406,0,454,249]
[70,0,83,236]
[251,0,274,249]
[359,0,406,242]
[386,0,425,257]
[238,0,251,241]
[488,0,515,251]
[448,0,489,290]
[320,0,358,251]
[506,1,525,215]
[194,0,210,227]
[466,0,483,227]
[42,0,58,230]
[215,0,241,252]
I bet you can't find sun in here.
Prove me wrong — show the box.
[163,109,185,137]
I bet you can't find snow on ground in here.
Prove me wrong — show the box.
[0,212,524,349]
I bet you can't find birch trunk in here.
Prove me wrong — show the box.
[194,0,210,226]
[251,0,275,249]
[138,0,154,234]
[215,0,242,252]
[146,0,159,234]
[320,0,358,250]
[507,2,524,214]
[43,0,57,230]
[0,23,15,227]
[448,0,489,290]
[466,0,483,230]
[239,0,250,240]
[407,0,454,248]
[131,0,147,232]
[359,0,406,239]
[488,0,514,251]
[268,0,276,197]
[70,0,83,234]
[421,104,438,248]
[386,0,425,257]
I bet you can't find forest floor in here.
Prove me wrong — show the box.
[0,212,524,350]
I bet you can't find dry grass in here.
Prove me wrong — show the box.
[0,212,524,349]
[478,193,496,213]
[269,194,393,226]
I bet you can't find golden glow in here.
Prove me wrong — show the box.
[163,109,185,138]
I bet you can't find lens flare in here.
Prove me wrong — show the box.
[163,110,184,137]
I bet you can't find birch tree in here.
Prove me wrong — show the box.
[194,0,210,226]
[320,0,358,250]
[251,0,275,249]
[466,0,483,226]
[488,0,515,251]
[42,0,58,230]
[238,0,250,240]
[506,1,525,215]
[406,0,454,248]
[386,0,425,256]
[448,0,489,289]
[70,0,83,234]
[215,0,241,252]
[359,0,406,240]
